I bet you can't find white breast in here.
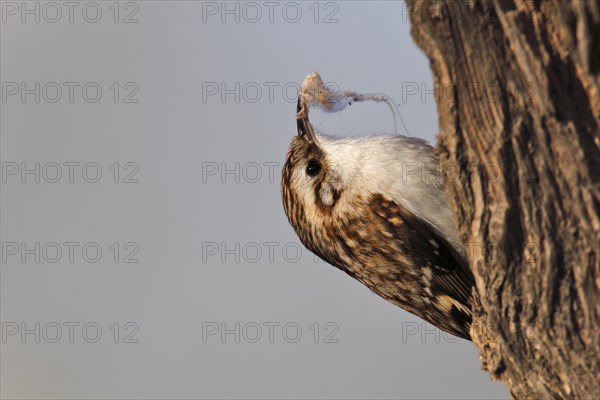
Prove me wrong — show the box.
[317,133,464,253]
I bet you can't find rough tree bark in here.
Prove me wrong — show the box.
[407,1,600,399]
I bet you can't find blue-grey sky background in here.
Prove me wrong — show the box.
[1,1,509,398]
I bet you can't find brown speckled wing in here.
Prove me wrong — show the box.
[370,194,474,338]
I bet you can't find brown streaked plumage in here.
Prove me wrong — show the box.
[280,98,474,340]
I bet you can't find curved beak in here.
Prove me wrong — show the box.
[296,98,318,143]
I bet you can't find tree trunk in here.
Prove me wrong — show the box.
[407,1,600,399]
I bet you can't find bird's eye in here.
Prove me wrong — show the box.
[306,159,322,177]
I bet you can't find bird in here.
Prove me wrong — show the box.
[280,72,474,340]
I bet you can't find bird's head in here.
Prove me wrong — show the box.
[281,100,342,231]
